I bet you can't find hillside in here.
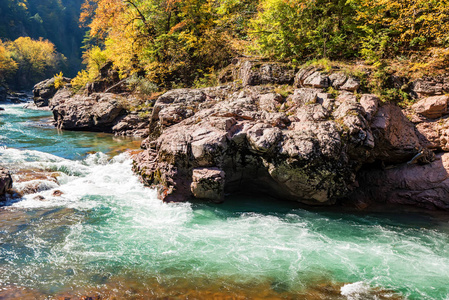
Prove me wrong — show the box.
[0,0,85,79]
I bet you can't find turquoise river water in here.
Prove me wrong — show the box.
[0,103,449,299]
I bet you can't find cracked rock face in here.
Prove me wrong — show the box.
[133,84,420,205]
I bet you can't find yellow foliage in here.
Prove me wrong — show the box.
[71,69,97,92]
[6,37,59,75]
[0,40,18,81]
[1,37,63,87]
[53,72,65,89]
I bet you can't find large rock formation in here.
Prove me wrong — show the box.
[41,58,449,210]
[133,76,427,205]
[132,63,449,210]
[347,81,449,210]
[0,167,12,197]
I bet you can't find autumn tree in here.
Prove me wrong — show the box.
[0,40,18,84]
[0,0,85,77]
[76,0,246,88]
[5,37,65,88]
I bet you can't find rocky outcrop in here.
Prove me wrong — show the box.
[294,67,360,91]
[412,77,449,98]
[50,88,149,137]
[33,77,70,107]
[132,63,449,210]
[112,113,150,137]
[40,57,449,210]
[133,80,426,205]
[51,89,126,132]
[346,82,449,210]
[0,167,12,197]
[411,95,449,119]
[86,61,123,94]
[219,58,296,86]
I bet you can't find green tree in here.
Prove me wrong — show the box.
[250,0,360,60]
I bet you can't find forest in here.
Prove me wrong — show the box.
[0,0,84,89]
[1,0,449,91]
[74,0,449,90]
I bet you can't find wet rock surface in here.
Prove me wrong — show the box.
[0,167,12,197]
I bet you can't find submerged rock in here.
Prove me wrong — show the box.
[11,168,61,195]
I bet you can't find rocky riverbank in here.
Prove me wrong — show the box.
[32,63,150,138]
[32,59,449,210]
[132,60,449,210]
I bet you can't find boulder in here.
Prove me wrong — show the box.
[112,113,149,138]
[33,77,70,107]
[0,167,12,197]
[340,77,360,91]
[302,71,330,88]
[240,60,296,86]
[294,67,320,88]
[191,168,225,202]
[412,77,449,97]
[51,88,126,132]
[411,95,449,119]
[329,73,348,89]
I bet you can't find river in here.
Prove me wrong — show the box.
[0,103,448,299]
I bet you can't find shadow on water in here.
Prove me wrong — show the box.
[188,192,447,230]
